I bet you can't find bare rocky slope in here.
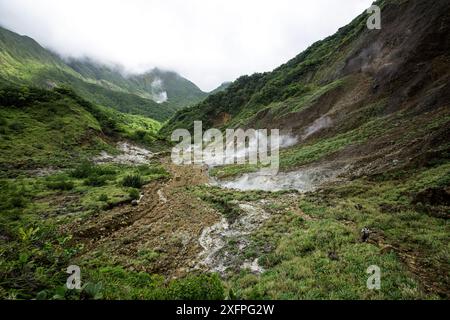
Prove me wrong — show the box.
[162,0,450,179]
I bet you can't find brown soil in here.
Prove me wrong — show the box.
[66,159,221,278]
[62,156,448,295]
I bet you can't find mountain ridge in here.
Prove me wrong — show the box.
[66,58,209,109]
[161,0,449,176]
[163,0,449,134]
[0,25,210,120]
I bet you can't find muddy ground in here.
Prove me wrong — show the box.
[66,156,310,279]
[64,151,448,296]
[67,159,217,278]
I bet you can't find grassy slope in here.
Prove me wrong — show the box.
[0,85,226,299]
[0,86,163,170]
[189,155,449,299]
[1,0,448,300]
[0,86,109,170]
[161,0,450,299]
[226,163,449,299]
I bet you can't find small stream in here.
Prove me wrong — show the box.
[195,202,270,275]
[100,137,348,275]
[195,139,349,274]
[93,141,153,165]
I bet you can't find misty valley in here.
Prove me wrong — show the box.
[0,0,449,303]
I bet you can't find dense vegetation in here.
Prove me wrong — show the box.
[67,60,209,115]
[224,163,449,299]
[0,85,164,170]
[0,159,224,299]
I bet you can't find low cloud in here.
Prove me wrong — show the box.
[0,0,373,91]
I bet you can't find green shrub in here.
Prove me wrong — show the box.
[46,176,74,191]
[137,249,159,263]
[167,274,225,300]
[129,189,140,200]
[98,194,109,202]
[122,174,144,188]
[9,195,28,208]
[71,161,94,179]
[0,86,55,107]
[84,175,108,187]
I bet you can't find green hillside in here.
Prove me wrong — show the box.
[161,0,450,169]
[0,85,162,170]
[0,26,207,121]
[159,0,450,298]
[68,59,208,110]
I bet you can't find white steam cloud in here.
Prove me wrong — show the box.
[302,116,333,140]
[151,78,168,104]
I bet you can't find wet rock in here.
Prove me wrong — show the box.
[195,202,271,275]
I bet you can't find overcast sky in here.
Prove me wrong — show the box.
[0,0,373,91]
